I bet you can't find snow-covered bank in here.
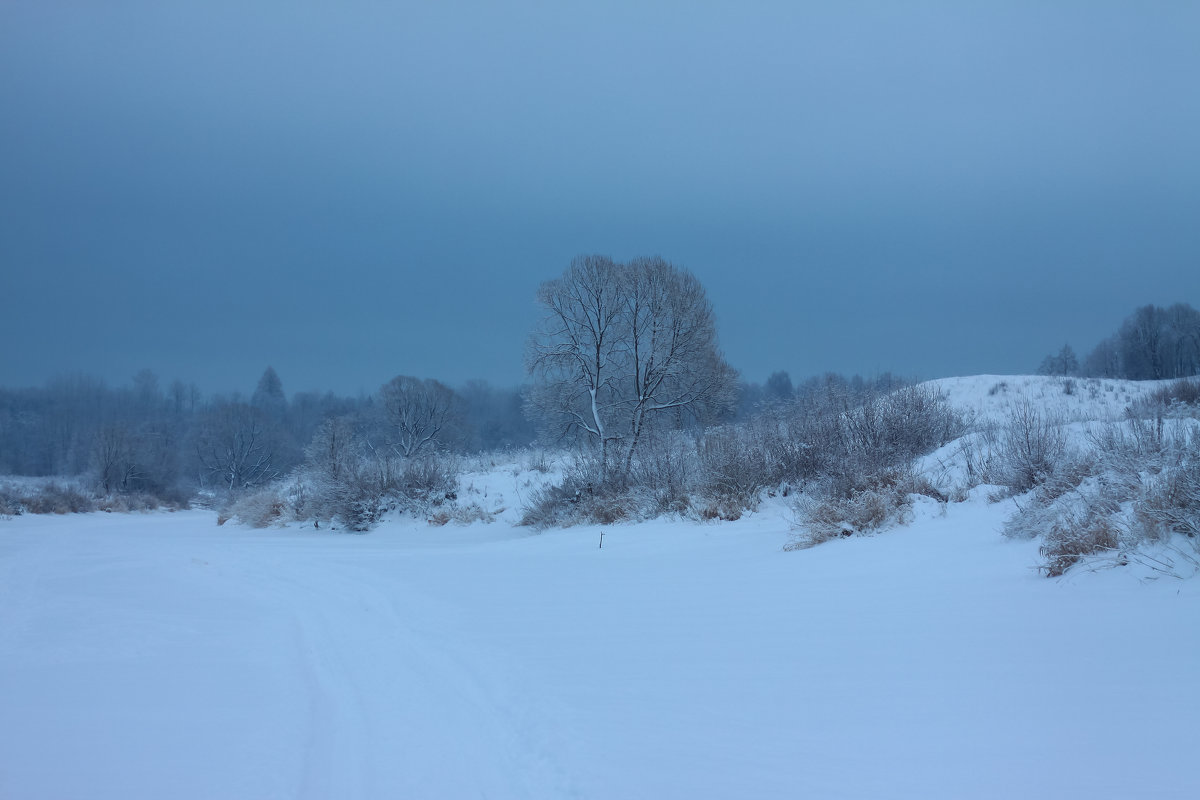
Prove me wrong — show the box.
[2,497,1198,799]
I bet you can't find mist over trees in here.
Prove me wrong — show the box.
[0,364,535,505]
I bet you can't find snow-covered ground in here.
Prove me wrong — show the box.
[2,502,1197,798]
[928,374,1161,424]
[2,376,1198,799]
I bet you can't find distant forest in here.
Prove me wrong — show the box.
[0,369,535,484]
[1037,303,1200,380]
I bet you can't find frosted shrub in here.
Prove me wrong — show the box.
[17,482,97,515]
[296,441,461,532]
[0,487,20,517]
[787,469,924,549]
[397,453,460,508]
[1005,418,1200,576]
[840,384,969,469]
[428,503,496,526]
[1137,436,1200,539]
[520,453,637,528]
[1039,511,1121,577]
[697,425,771,511]
[629,433,695,515]
[227,486,289,528]
[964,401,1072,496]
[996,400,1069,493]
[1132,377,1200,418]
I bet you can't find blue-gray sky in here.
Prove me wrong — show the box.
[2,1,1198,395]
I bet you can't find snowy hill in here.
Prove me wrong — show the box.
[1,377,1198,799]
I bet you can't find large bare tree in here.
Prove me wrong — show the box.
[526,254,736,477]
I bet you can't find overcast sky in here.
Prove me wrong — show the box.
[2,1,1198,396]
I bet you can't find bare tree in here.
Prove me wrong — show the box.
[1166,303,1200,377]
[1120,305,1169,380]
[92,423,139,494]
[619,256,737,472]
[1038,344,1078,376]
[526,254,736,477]
[195,402,280,491]
[379,375,458,457]
[526,255,627,467]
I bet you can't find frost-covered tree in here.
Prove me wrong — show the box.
[526,254,736,477]
[379,375,458,457]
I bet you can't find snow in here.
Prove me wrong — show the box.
[2,377,1199,799]
[926,374,1163,425]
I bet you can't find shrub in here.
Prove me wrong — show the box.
[519,453,637,528]
[294,449,462,531]
[429,503,496,526]
[787,468,940,550]
[1136,441,1200,539]
[997,400,1069,492]
[0,487,23,517]
[1039,513,1121,577]
[18,483,97,514]
[697,426,770,512]
[227,487,289,528]
[964,401,1071,496]
[1004,419,1200,575]
[1135,377,1200,416]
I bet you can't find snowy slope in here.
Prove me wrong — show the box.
[2,489,1198,799]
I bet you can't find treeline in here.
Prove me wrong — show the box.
[1039,303,1200,379]
[0,367,535,496]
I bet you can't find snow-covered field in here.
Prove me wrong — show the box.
[2,376,1198,799]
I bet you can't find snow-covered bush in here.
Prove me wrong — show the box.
[428,503,496,526]
[0,485,24,517]
[1136,435,1200,539]
[697,425,772,511]
[4,482,97,515]
[1003,415,1200,575]
[788,468,944,550]
[225,486,289,528]
[520,453,637,528]
[1134,377,1200,417]
[289,415,461,531]
[306,453,460,531]
[629,432,696,516]
[783,385,964,546]
[961,400,1075,496]
[993,400,1070,493]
